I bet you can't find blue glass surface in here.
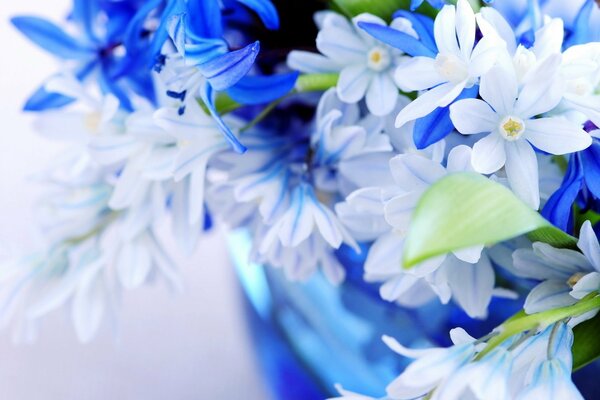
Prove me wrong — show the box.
[227,230,600,399]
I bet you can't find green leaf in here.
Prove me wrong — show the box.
[403,173,577,268]
[331,0,410,20]
[573,312,600,371]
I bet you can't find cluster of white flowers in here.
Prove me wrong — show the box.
[6,0,600,397]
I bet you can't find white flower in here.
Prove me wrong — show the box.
[382,331,477,399]
[513,220,600,314]
[516,359,583,400]
[450,62,592,209]
[328,385,381,400]
[393,0,504,127]
[288,12,412,116]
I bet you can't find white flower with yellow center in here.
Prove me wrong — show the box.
[450,62,592,209]
[287,11,413,117]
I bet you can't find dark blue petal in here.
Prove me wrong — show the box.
[197,41,260,91]
[201,83,247,153]
[11,16,95,59]
[187,0,223,39]
[357,22,436,58]
[147,0,188,67]
[580,141,600,199]
[392,10,437,53]
[236,0,279,30]
[227,72,298,105]
[413,85,478,149]
[122,0,163,54]
[565,0,594,47]
[542,155,584,233]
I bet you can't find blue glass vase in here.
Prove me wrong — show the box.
[227,230,600,399]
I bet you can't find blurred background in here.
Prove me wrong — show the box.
[0,2,270,399]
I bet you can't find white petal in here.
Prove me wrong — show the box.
[449,328,477,345]
[382,335,441,358]
[531,18,564,60]
[525,118,591,155]
[380,274,421,302]
[571,272,600,300]
[310,200,344,249]
[366,73,398,116]
[476,8,517,55]
[389,153,447,190]
[455,0,476,60]
[468,34,505,78]
[394,57,445,92]
[337,65,372,104]
[514,55,563,119]
[446,145,474,173]
[479,65,517,115]
[384,191,422,230]
[316,24,368,64]
[505,140,540,209]
[453,245,484,263]
[395,82,463,127]
[287,50,341,73]
[434,4,460,56]
[471,133,506,174]
[578,221,600,272]
[447,255,494,319]
[450,98,498,135]
[524,280,575,314]
[116,238,152,289]
[71,266,105,343]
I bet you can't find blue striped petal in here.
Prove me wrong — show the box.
[237,0,279,30]
[581,140,600,199]
[11,16,95,59]
[357,22,436,58]
[72,0,99,43]
[565,0,595,47]
[201,83,247,153]
[226,72,298,105]
[197,41,260,91]
[184,39,229,65]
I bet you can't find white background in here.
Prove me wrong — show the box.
[0,2,270,399]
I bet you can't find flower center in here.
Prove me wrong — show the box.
[434,53,468,83]
[85,112,102,133]
[499,116,525,141]
[367,46,391,72]
[567,272,587,288]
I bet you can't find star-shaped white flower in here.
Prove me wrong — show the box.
[450,61,592,209]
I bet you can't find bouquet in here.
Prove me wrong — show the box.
[5,0,600,398]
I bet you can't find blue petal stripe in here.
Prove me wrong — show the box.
[580,141,600,199]
[236,0,279,30]
[197,41,260,91]
[227,72,298,105]
[357,22,436,58]
[565,0,594,47]
[72,0,99,43]
[11,16,95,59]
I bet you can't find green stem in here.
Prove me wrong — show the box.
[476,295,600,359]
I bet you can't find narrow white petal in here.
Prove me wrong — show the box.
[394,57,445,92]
[287,50,341,73]
[337,65,372,104]
[524,280,575,314]
[525,118,591,155]
[479,65,518,115]
[366,73,398,116]
[578,221,600,272]
[450,98,498,135]
[434,5,460,56]
[395,82,460,127]
[389,153,447,190]
[471,133,506,174]
[455,0,476,60]
[447,255,494,319]
[504,140,539,209]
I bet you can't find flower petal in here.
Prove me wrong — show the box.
[471,133,506,174]
[525,118,591,155]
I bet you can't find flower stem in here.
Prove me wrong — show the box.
[476,295,600,359]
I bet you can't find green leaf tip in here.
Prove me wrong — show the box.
[402,172,576,268]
